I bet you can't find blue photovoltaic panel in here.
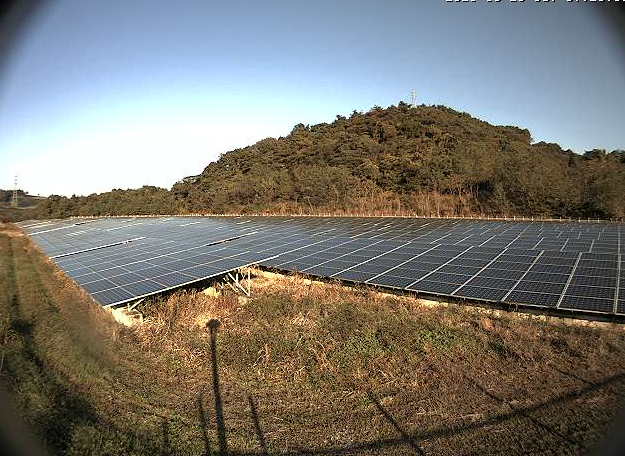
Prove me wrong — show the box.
[18,216,624,317]
[559,296,615,314]
[454,286,509,302]
[504,291,561,308]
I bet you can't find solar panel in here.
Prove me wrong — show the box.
[409,280,460,295]
[454,286,509,301]
[559,295,615,314]
[479,269,526,280]
[569,275,617,288]
[302,265,344,277]
[565,285,615,300]
[513,281,566,295]
[368,274,423,289]
[18,216,624,317]
[521,272,569,283]
[504,291,560,307]
[333,269,379,282]
[460,276,517,289]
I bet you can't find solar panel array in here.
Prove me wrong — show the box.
[19,217,273,306]
[19,216,624,317]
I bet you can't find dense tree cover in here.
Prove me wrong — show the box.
[0,189,14,203]
[36,186,176,219]
[35,103,625,219]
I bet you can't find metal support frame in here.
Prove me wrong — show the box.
[226,268,252,296]
[11,174,18,207]
[127,298,144,311]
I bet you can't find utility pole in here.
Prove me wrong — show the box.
[11,174,18,207]
[410,90,417,108]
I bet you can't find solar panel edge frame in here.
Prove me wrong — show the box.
[501,250,545,302]
[271,234,355,267]
[406,245,475,290]
[487,295,554,311]
[450,247,510,296]
[75,236,251,275]
[98,255,277,308]
[502,295,619,317]
[328,239,413,278]
[614,252,622,314]
[20,216,625,319]
[300,234,394,273]
[364,244,440,284]
[28,218,105,236]
[49,236,147,259]
[555,251,583,310]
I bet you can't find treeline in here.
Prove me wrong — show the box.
[0,189,28,205]
[36,103,625,219]
[37,186,177,218]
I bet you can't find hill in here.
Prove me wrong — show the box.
[0,189,45,222]
[36,103,625,219]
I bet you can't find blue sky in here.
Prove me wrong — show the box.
[0,0,623,196]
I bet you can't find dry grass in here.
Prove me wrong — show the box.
[2,223,625,455]
[132,270,625,455]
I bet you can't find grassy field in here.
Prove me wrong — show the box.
[1,222,625,455]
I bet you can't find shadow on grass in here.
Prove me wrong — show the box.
[209,319,229,456]
[1,240,181,456]
[248,395,268,456]
[200,318,625,455]
[366,391,425,455]
[6,291,102,454]
[461,372,584,451]
[198,390,214,456]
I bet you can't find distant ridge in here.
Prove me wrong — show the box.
[36,102,625,220]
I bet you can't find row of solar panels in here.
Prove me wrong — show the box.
[262,241,623,314]
[20,216,623,252]
[18,216,624,317]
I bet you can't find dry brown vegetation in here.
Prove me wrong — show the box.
[2,223,625,455]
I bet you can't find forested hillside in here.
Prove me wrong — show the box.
[39,187,176,218]
[36,103,625,219]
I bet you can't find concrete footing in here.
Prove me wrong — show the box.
[203,286,221,297]
[111,307,144,327]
